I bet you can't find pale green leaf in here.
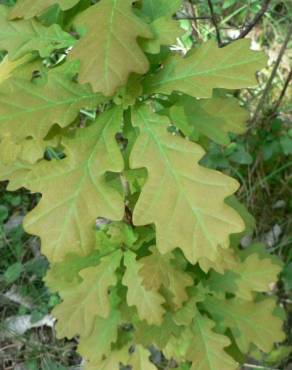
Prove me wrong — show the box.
[142,17,183,54]
[0,65,103,141]
[169,96,249,145]
[78,308,121,364]
[0,55,32,84]
[22,107,124,262]
[185,313,238,370]
[122,250,166,325]
[130,105,244,264]
[0,6,74,60]
[129,345,156,370]
[9,0,80,19]
[140,0,181,20]
[234,253,282,300]
[53,250,122,338]
[144,39,267,98]
[69,0,152,95]
[204,296,285,353]
[135,313,181,349]
[85,348,130,370]
[139,246,193,308]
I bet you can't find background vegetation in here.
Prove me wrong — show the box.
[0,0,291,369]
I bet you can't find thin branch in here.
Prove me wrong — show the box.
[175,15,211,20]
[252,25,292,124]
[272,69,292,113]
[223,0,272,45]
[207,0,222,46]
[184,0,199,38]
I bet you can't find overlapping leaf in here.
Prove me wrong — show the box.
[169,95,249,145]
[144,39,267,97]
[0,65,103,141]
[185,313,238,370]
[204,296,285,353]
[23,107,125,262]
[130,105,244,264]
[69,0,152,95]
[123,250,166,325]
[53,250,122,338]
[0,6,74,60]
[139,246,193,307]
[78,308,121,364]
[9,0,80,19]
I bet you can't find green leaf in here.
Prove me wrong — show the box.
[204,296,285,353]
[0,65,103,141]
[141,17,183,54]
[185,313,238,370]
[140,0,181,20]
[4,262,24,283]
[53,250,122,338]
[69,0,152,95]
[129,345,156,370]
[9,0,80,19]
[22,106,125,262]
[0,6,74,61]
[78,308,121,364]
[122,250,166,325]
[130,105,244,265]
[234,253,282,300]
[139,246,193,308]
[169,96,248,145]
[144,39,267,98]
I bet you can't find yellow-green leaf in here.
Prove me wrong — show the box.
[234,253,282,300]
[0,6,74,61]
[9,0,80,19]
[144,39,267,98]
[53,250,122,338]
[23,107,124,262]
[204,296,285,353]
[78,308,121,364]
[185,313,238,370]
[69,0,152,95]
[139,246,193,308]
[169,96,249,145]
[130,105,244,264]
[0,66,103,141]
[129,345,156,370]
[140,0,181,20]
[122,250,166,325]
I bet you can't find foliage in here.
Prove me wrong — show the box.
[0,0,289,369]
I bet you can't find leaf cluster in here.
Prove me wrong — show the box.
[0,0,285,369]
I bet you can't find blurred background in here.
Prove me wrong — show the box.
[0,0,291,369]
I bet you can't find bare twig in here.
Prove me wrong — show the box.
[207,0,222,46]
[184,0,199,38]
[175,15,211,20]
[252,25,292,124]
[272,69,292,113]
[224,0,272,45]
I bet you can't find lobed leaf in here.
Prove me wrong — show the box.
[130,105,244,265]
[0,5,74,60]
[122,250,166,325]
[0,65,103,141]
[69,0,152,95]
[53,250,122,338]
[9,0,80,19]
[144,39,267,98]
[23,106,125,262]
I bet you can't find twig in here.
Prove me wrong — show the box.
[252,25,292,124]
[175,15,211,20]
[207,0,222,46]
[272,69,292,114]
[184,0,199,38]
[223,0,272,45]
